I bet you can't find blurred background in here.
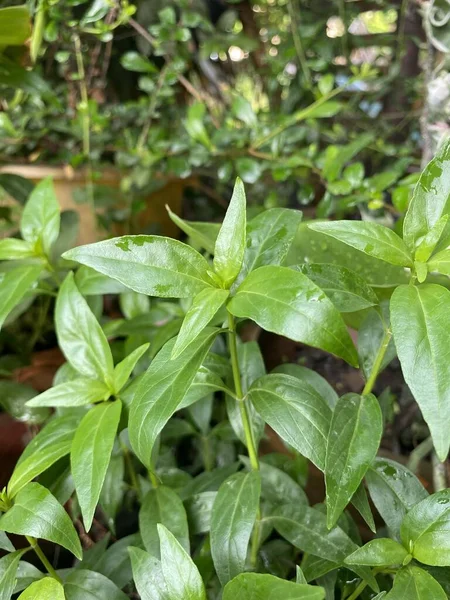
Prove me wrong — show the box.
[1,0,450,244]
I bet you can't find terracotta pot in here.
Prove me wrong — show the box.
[0,165,188,244]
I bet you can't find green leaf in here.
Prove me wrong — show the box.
[415,214,448,262]
[96,533,141,589]
[0,482,82,559]
[297,263,378,312]
[139,486,189,558]
[63,236,214,298]
[428,248,450,275]
[0,550,27,600]
[248,373,332,470]
[99,454,124,532]
[129,547,167,600]
[0,531,14,552]
[325,393,382,528]
[0,238,34,260]
[119,291,150,319]
[308,221,412,267]
[185,491,216,535]
[228,266,358,366]
[113,343,149,393]
[240,456,308,506]
[385,566,447,600]
[56,273,114,386]
[210,471,261,585]
[185,102,212,150]
[20,178,60,256]
[214,178,247,288]
[17,415,78,467]
[0,264,43,330]
[366,458,427,539]
[129,328,218,467]
[8,439,72,498]
[0,380,47,424]
[158,524,206,599]
[272,503,377,590]
[64,569,128,600]
[172,288,228,358]
[223,573,325,600]
[231,96,257,126]
[0,173,34,205]
[401,489,450,566]
[273,363,338,409]
[166,207,220,254]
[239,208,303,282]
[0,6,30,45]
[27,378,110,408]
[391,284,450,460]
[120,51,157,73]
[351,483,376,533]
[71,400,122,531]
[345,539,409,567]
[18,577,65,599]
[74,266,129,296]
[403,140,450,251]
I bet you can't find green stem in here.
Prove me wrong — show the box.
[287,0,312,88]
[149,465,160,489]
[26,536,62,582]
[201,435,214,472]
[346,579,367,600]
[407,436,433,473]
[338,0,349,60]
[73,33,95,215]
[28,295,51,353]
[362,329,392,395]
[227,313,259,471]
[121,441,142,500]
[397,0,409,61]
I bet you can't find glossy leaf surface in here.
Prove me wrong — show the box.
[27,378,110,408]
[20,177,60,255]
[0,264,42,330]
[345,538,409,567]
[385,566,447,599]
[223,573,325,600]
[18,577,65,600]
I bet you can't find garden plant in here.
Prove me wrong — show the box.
[1,138,450,598]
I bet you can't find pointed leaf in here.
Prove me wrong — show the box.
[0,531,14,552]
[129,547,168,600]
[63,236,214,298]
[129,328,218,467]
[248,373,332,470]
[351,483,376,533]
[139,486,189,558]
[214,178,246,288]
[403,140,450,251]
[325,393,382,528]
[27,378,110,408]
[401,489,450,566]
[64,569,128,600]
[228,265,358,366]
[428,248,450,275]
[385,566,447,600]
[297,263,378,312]
[56,273,114,386]
[172,288,228,358]
[366,458,427,539]
[308,221,413,267]
[20,178,60,255]
[158,524,206,600]
[0,550,27,600]
[166,207,220,254]
[273,363,338,409]
[358,308,396,381]
[210,471,261,586]
[223,573,325,600]
[0,265,43,330]
[119,291,150,319]
[18,577,65,599]
[415,214,448,262]
[113,343,149,393]
[0,483,82,559]
[71,401,121,531]
[391,284,450,460]
[8,439,72,498]
[345,539,409,567]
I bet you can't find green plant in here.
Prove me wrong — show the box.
[2,142,450,598]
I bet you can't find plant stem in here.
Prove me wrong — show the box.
[362,329,392,395]
[432,451,448,491]
[407,436,433,472]
[338,0,349,61]
[287,0,312,89]
[227,313,259,471]
[73,33,95,214]
[28,294,51,353]
[26,536,62,582]
[121,441,143,500]
[346,579,367,600]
